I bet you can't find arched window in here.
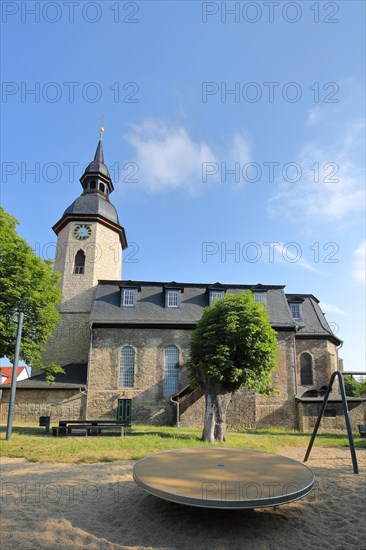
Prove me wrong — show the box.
[120,346,135,387]
[74,250,85,274]
[300,353,313,385]
[99,183,105,193]
[164,346,179,396]
[90,180,97,189]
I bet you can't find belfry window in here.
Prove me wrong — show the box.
[74,250,85,274]
[99,183,105,193]
[90,180,97,189]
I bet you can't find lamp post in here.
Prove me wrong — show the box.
[6,311,24,441]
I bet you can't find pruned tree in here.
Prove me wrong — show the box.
[187,292,278,442]
[0,207,63,380]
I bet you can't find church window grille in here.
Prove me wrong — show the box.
[300,352,313,385]
[120,346,135,387]
[164,346,179,396]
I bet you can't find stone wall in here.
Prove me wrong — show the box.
[86,327,300,430]
[0,389,86,423]
[42,312,91,367]
[41,219,123,369]
[55,221,122,309]
[295,338,339,395]
[86,327,192,424]
[297,400,364,433]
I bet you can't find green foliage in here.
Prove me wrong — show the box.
[343,375,366,397]
[188,292,278,395]
[0,207,63,379]
[1,424,364,463]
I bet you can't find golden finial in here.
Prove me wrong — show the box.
[99,115,105,139]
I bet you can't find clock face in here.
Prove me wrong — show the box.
[74,224,92,240]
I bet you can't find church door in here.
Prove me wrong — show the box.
[117,399,132,422]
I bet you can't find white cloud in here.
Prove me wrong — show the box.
[352,240,366,284]
[124,119,252,194]
[319,302,346,316]
[267,117,365,223]
[124,119,216,194]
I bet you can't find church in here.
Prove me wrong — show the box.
[1,135,363,432]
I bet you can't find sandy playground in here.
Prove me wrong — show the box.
[1,446,365,550]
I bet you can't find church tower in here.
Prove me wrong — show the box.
[43,132,127,366]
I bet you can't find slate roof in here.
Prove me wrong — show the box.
[91,281,295,329]
[63,193,120,225]
[0,364,87,390]
[286,294,341,343]
[84,138,110,178]
[90,281,341,343]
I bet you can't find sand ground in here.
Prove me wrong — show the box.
[1,446,365,550]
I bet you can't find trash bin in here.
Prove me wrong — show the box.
[39,415,51,434]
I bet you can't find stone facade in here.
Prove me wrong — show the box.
[42,313,91,367]
[54,221,122,310]
[86,327,191,424]
[0,389,85,423]
[297,400,364,433]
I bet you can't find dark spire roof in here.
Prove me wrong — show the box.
[83,138,110,178]
[94,138,105,164]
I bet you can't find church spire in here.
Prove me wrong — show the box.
[93,137,105,165]
[79,130,114,195]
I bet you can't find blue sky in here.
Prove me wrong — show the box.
[1,1,365,372]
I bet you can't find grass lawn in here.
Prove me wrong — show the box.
[1,423,365,463]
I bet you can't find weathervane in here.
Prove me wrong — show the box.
[99,115,105,139]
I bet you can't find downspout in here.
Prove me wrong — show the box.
[293,325,299,430]
[170,396,180,428]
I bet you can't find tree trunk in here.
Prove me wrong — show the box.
[202,380,234,443]
[213,392,232,442]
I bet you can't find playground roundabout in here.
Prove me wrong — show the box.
[133,447,315,509]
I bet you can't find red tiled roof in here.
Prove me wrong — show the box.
[0,366,28,385]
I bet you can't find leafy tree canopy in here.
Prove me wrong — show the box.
[188,291,278,395]
[344,375,366,397]
[187,291,278,442]
[0,207,63,379]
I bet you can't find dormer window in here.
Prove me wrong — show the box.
[122,288,136,307]
[253,292,266,304]
[289,302,302,320]
[166,290,180,308]
[209,290,224,305]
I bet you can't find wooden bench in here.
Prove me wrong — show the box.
[53,420,130,436]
